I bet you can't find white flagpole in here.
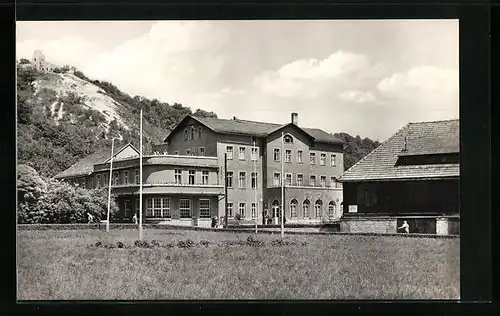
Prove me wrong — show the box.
[281,131,284,238]
[139,109,144,240]
[253,139,258,234]
[106,138,114,233]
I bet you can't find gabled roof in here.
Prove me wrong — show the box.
[164,115,344,145]
[340,119,459,182]
[54,143,138,179]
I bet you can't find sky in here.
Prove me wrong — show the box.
[16,20,459,141]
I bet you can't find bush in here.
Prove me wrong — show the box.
[17,165,119,224]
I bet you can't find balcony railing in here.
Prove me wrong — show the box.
[270,182,343,189]
[111,181,222,188]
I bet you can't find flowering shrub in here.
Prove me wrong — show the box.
[199,240,210,247]
[17,164,118,224]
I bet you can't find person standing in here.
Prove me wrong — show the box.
[132,213,138,225]
[87,212,94,224]
[398,220,410,233]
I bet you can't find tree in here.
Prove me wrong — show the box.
[194,109,218,118]
[19,58,31,65]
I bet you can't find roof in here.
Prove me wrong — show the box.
[340,119,459,182]
[165,115,344,145]
[54,143,137,179]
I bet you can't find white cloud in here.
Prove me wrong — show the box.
[376,65,459,121]
[254,50,372,99]
[339,90,376,103]
[17,21,230,105]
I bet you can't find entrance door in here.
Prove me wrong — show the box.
[271,200,280,225]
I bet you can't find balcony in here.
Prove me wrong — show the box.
[111,182,224,196]
[270,182,343,189]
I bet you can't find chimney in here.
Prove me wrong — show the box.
[291,112,298,125]
[233,116,237,121]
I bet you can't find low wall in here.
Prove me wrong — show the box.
[340,217,397,234]
[16,223,459,239]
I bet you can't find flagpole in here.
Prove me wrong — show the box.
[139,109,144,240]
[106,138,114,233]
[253,139,258,234]
[281,131,284,238]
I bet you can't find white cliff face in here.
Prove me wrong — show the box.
[32,72,130,131]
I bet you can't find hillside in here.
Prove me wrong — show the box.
[17,61,379,178]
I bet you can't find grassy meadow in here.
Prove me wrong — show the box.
[17,228,460,300]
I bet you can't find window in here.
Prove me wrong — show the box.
[273,148,280,162]
[235,147,244,160]
[146,197,171,218]
[273,172,281,186]
[202,170,209,185]
[197,147,205,156]
[179,199,191,218]
[226,171,233,188]
[227,202,234,218]
[198,126,202,138]
[297,150,303,163]
[200,199,210,218]
[101,174,105,187]
[124,171,129,184]
[328,201,337,217]
[113,172,119,185]
[185,149,191,155]
[251,203,257,218]
[296,174,303,186]
[188,170,195,185]
[290,199,298,218]
[184,129,189,140]
[284,134,294,143]
[226,146,233,159]
[320,176,327,187]
[135,169,139,184]
[310,152,316,165]
[239,172,246,189]
[331,154,337,167]
[146,198,153,217]
[315,200,323,218]
[239,202,246,218]
[285,173,292,186]
[251,172,257,189]
[251,147,258,161]
[190,127,195,140]
[174,169,182,184]
[320,153,326,166]
[309,175,316,186]
[285,149,291,163]
[303,200,310,218]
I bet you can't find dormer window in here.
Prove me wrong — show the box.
[284,134,294,143]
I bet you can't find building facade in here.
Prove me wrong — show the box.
[339,119,460,235]
[55,113,345,227]
[155,113,345,225]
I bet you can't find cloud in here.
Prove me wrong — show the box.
[339,90,376,103]
[17,21,230,105]
[253,50,373,99]
[376,65,459,121]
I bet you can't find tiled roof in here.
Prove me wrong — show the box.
[172,116,344,145]
[340,119,460,182]
[53,143,135,179]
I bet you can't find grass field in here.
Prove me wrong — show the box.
[17,228,460,300]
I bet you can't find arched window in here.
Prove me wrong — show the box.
[284,134,294,143]
[184,129,189,140]
[302,199,310,219]
[272,200,280,218]
[190,127,195,140]
[328,201,337,217]
[198,126,202,138]
[290,199,298,218]
[315,200,323,218]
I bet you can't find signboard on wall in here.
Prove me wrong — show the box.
[348,205,358,213]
